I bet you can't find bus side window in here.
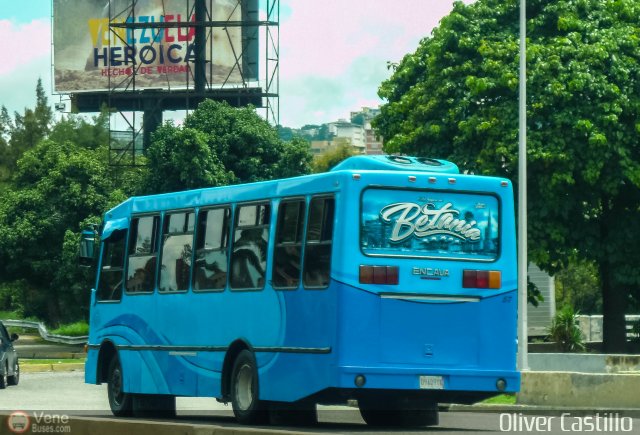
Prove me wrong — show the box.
[97,229,126,301]
[159,211,195,292]
[272,200,305,289]
[193,207,230,291]
[303,196,335,289]
[230,203,270,290]
[126,215,160,293]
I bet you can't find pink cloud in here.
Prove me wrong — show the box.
[280,0,465,80]
[0,19,51,76]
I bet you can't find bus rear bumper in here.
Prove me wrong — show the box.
[338,365,520,395]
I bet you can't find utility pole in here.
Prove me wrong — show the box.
[517,0,529,372]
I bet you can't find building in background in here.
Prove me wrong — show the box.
[351,107,383,155]
[528,264,557,337]
[327,120,366,153]
[283,107,384,158]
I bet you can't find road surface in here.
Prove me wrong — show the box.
[2,371,639,434]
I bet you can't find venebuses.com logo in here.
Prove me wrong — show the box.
[6,411,30,434]
[6,411,71,434]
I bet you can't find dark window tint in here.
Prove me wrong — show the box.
[98,229,126,301]
[126,215,160,293]
[230,203,270,290]
[272,200,305,289]
[303,197,334,288]
[193,208,230,291]
[159,211,195,292]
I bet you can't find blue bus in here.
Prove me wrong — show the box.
[82,155,519,427]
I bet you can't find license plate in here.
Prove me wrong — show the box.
[419,375,444,390]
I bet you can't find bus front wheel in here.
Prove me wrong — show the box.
[107,357,133,417]
[230,350,268,425]
[358,398,439,427]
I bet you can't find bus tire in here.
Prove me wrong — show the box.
[107,357,133,417]
[358,398,439,427]
[133,394,176,418]
[230,350,268,425]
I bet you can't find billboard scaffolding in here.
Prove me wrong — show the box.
[53,0,279,167]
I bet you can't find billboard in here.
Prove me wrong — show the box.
[53,0,257,93]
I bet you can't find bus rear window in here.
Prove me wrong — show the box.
[361,189,499,261]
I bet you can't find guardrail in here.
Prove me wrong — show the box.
[2,319,88,345]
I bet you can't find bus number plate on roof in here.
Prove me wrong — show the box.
[419,375,444,390]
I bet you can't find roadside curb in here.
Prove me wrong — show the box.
[21,363,85,373]
[18,352,85,359]
[445,404,640,417]
[1,414,326,435]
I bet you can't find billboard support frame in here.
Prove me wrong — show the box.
[55,0,278,167]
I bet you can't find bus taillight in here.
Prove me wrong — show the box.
[359,265,399,285]
[463,270,501,289]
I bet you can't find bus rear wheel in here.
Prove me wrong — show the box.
[107,357,133,417]
[358,398,439,427]
[230,350,268,425]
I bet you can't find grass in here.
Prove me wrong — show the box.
[50,321,89,336]
[0,310,21,320]
[481,394,517,405]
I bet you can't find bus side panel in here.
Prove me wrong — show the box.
[259,353,336,403]
[85,348,99,384]
[258,287,338,403]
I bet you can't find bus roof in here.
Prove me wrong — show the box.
[331,155,459,174]
[103,156,505,225]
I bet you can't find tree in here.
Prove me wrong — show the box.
[0,106,14,184]
[2,79,53,178]
[555,258,601,315]
[312,144,357,173]
[374,0,640,352]
[278,137,314,179]
[145,124,232,193]
[0,140,122,323]
[144,100,313,193]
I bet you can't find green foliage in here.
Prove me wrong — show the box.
[49,112,110,150]
[145,124,232,193]
[0,137,119,323]
[312,144,357,173]
[556,259,601,314]
[50,321,89,337]
[481,394,516,405]
[547,306,586,352]
[0,281,27,318]
[375,0,640,351]
[144,100,313,193]
[3,79,52,175]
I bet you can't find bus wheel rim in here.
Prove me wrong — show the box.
[235,364,254,410]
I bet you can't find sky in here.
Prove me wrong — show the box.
[0,0,472,128]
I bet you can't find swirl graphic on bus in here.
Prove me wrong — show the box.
[379,202,481,243]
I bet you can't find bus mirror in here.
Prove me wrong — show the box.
[79,227,98,267]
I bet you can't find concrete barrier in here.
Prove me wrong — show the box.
[518,371,640,408]
[528,353,640,374]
